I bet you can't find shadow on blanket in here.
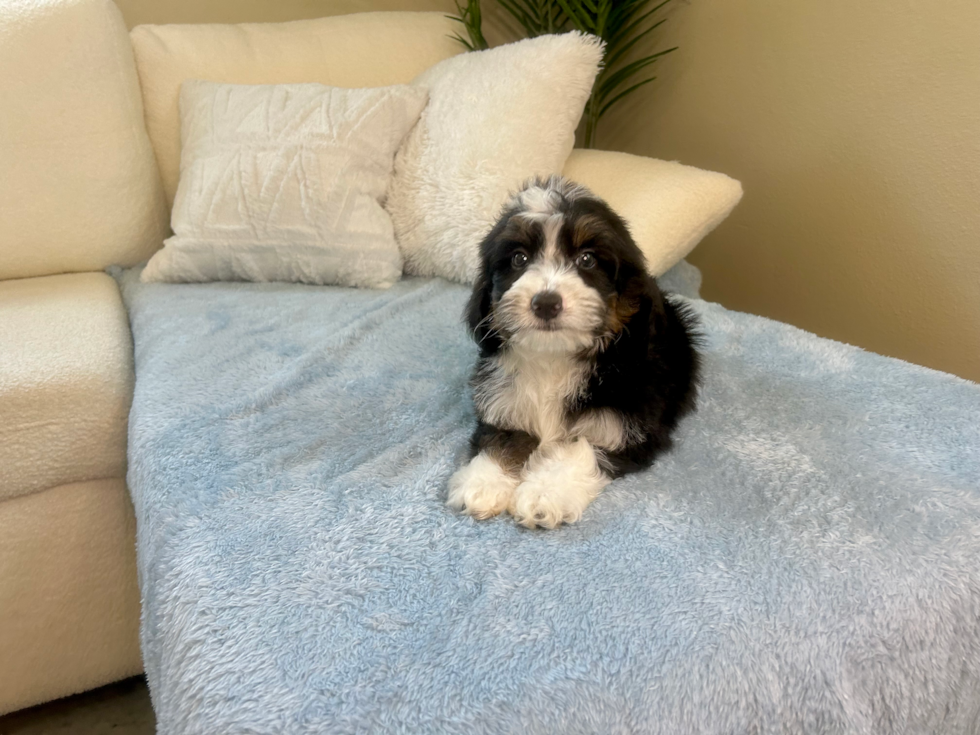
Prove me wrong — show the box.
[114,264,980,735]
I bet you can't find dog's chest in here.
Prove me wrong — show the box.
[473,351,590,443]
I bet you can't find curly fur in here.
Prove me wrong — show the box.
[449,176,701,527]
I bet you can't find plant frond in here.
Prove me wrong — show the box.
[554,0,596,32]
[599,76,656,116]
[605,0,652,35]
[593,0,613,38]
[595,56,656,101]
[492,0,678,148]
[497,0,539,35]
[605,0,671,51]
[448,0,488,50]
[449,32,475,51]
[605,17,667,69]
[595,45,676,101]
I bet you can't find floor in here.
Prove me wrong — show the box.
[0,678,155,734]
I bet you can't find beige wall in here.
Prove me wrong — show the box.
[601,0,980,382]
[117,0,980,381]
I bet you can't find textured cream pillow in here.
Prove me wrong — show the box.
[562,149,744,277]
[386,33,604,284]
[142,81,428,288]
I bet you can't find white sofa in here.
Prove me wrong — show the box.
[0,0,701,715]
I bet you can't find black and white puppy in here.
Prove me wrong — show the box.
[448,176,700,528]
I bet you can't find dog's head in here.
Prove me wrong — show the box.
[466,176,654,355]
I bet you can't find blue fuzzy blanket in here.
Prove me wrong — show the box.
[115,266,980,734]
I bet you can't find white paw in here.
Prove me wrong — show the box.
[511,439,610,529]
[447,453,519,520]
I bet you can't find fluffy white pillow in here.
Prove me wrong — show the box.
[142,81,428,288]
[386,32,604,284]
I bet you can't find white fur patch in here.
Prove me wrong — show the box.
[473,350,591,444]
[517,185,562,216]
[571,408,639,452]
[511,439,610,528]
[447,452,520,519]
[513,176,590,214]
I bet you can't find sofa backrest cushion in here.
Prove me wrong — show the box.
[0,0,170,280]
[130,12,463,209]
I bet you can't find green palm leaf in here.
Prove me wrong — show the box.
[605,17,666,68]
[595,53,659,103]
[599,76,656,117]
[606,3,667,47]
[554,0,596,32]
[449,0,677,147]
[449,0,488,49]
[497,0,538,35]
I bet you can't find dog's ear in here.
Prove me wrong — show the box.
[464,210,516,354]
[464,270,499,354]
[605,205,664,337]
[614,267,664,356]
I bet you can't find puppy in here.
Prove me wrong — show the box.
[448,176,701,528]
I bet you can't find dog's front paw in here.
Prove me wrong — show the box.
[447,453,519,520]
[511,439,610,529]
[511,480,584,529]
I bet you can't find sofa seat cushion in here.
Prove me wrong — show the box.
[0,273,132,502]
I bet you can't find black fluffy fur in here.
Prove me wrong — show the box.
[581,294,700,476]
[463,180,701,479]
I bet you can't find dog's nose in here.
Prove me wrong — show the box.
[531,291,563,321]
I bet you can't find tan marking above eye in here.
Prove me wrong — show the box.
[501,215,538,241]
[571,214,605,247]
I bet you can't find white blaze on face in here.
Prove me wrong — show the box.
[517,184,562,216]
[511,176,590,214]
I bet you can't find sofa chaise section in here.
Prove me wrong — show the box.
[0,273,142,714]
[0,0,168,714]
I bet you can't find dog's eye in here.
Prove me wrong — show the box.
[576,252,597,270]
[511,251,529,269]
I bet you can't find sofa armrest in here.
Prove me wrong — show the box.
[562,149,742,276]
